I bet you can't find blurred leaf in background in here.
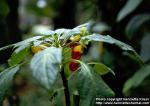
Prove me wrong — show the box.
[125,14,150,39]
[140,33,150,63]
[117,0,142,22]
[0,65,20,105]
[0,0,9,17]
[123,65,150,96]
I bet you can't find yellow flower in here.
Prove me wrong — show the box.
[31,45,46,53]
[70,35,81,42]
[73,45,83,53]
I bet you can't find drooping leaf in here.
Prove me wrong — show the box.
[0,65,20,104]
[0,36,43,52]
[30,47,62,90]
[76,61,115,106]
[125,14,150,39]
[15,36,44,47]
[75,22,90,29]
[82,34,133,50]
[8,44,31,66]
[77,60,92,78]
[117,0,142,22]
[89,62,115,75]
[81,34,143,65]
[123,51,143,66]
[0,44,15,51]
[123,65,150,96]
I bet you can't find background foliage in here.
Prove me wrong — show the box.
[0,0,150,106]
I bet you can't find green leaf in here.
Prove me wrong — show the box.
[15,36,43,47]
[82,34,133,51]
[54,28,81,44]
[8,44,31,66]
[63,47,71,63]
[74,23,90,36]
[75,23,90,29]
[54,89,65,106]
[125,14,150,39]
[63,47,72,77]
[59,29,80,42]
[123,65,150,96]
[64,64,71,78]
[140,33,150,62]
[81,34,143,65]
[89,62,115,75]
[55,28,67,35]
[117,0,142,22]
[76,61,115,106]
[0,36,43,52]
[30,47,62,90]
[0,44,15,51]
[0,65,20,104]
[123,51,143,66]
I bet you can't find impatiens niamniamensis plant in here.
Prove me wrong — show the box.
[0,23,143,106]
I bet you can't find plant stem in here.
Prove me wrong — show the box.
[60,67,70,106]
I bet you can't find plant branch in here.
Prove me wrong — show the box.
[60,67,71,106]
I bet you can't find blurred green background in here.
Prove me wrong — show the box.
[0,0,150,106]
